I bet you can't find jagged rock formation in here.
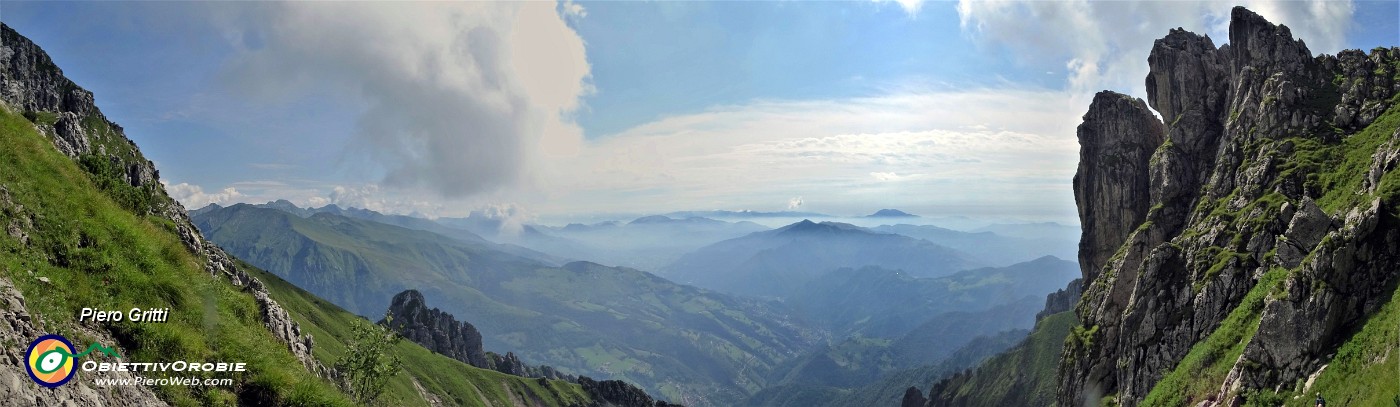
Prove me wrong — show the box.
[381,289,577,382]
[1060,7,1400,406]
[576,376,683,407]
[1035,278,1082,321]
[383,290,492,368]
[1073,92,1165,284]
[0,22,321,377]
[900,386,928,407]
[486,351,572,381]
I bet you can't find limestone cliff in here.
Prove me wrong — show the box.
[1060,7,1400,406]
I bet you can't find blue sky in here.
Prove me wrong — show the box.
[2,1,1396,224]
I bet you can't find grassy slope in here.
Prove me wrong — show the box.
[1143,95,1400,405]
[247,264,591,407]
[1141,267,1287,406]
[926,311,1078,407]
[0,106,350,405]
[1,102,591,406]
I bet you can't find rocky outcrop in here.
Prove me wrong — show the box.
[1035,278,1082,322]
[0,277,167,406]
[0,22,322,378]
[1060,7,1400,407]
[900,386,928,407]
[1073,92,1164,285]
[383,290,491,368]
[576,376,683,407]
[381,289,576,382]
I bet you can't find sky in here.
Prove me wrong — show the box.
[2,1,1396,225]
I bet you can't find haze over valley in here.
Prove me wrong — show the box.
[2,2,1396,406]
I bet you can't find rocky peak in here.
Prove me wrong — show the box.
[1227,6,1312,76]
[1073,91,1164,283]
[1060,7,1400,406]
[576,376,683,407]
[1146,28,1227,124]
[382,289,492,369]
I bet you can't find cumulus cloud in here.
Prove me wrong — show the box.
[787,197,804,210]
[956,0,1354,96]
[224,2,591,198]
[469,203,535,236]
[165,182,243,208]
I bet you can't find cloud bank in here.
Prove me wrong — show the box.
[225,2,591,198]
[537,89,1086,219]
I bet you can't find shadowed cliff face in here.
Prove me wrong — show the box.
[1073,92,1164,285]
[1061,6,1400,407]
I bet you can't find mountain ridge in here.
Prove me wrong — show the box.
[663,220,983,298]
[1060,7,1400,406]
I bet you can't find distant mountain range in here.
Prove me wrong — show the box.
[663,220,983,298]
[664,210,829,219]
[873,224,1077,267]
[530,215,770,272]
[787,256,1079,339]
[191,203,823,405]
[867,209,917,217]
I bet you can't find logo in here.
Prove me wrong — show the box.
[24,334,121,388]
[26,334,76,388]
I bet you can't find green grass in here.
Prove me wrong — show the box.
[0,105,351,405]
[1142,266,1289,407]
[1302,95,1400,214]
[926,312,1078,406]
[249,264,591,407]
[1272,278,1400,407]
[22,110,58,126]
[1,102,597,406]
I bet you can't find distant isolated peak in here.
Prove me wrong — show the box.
[867,209,917,217]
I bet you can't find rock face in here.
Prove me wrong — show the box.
[1073,92,1164,285]
[1035,278,1082,322]
[383,290,492,368]
[0,22,322,380]
[381,289,577,382]
[900,386,928,407]
[576,376,683,407]
[1060,7,1400,406]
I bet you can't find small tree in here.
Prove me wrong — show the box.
[335,314,404,406]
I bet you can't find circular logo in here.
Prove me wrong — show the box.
[26,334,76,388]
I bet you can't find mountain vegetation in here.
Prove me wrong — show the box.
[786,257,1078,339]
[0,22,617,407]
[191,204,824,406]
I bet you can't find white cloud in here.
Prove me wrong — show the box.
[224,2,591,199]
[956,0,1355,97]
[469,203,536,236]
[165,182,243,209]
[535,88,1085,219]
[871,172,919,182]
[787,197,804,210]
[876,0,925,15]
